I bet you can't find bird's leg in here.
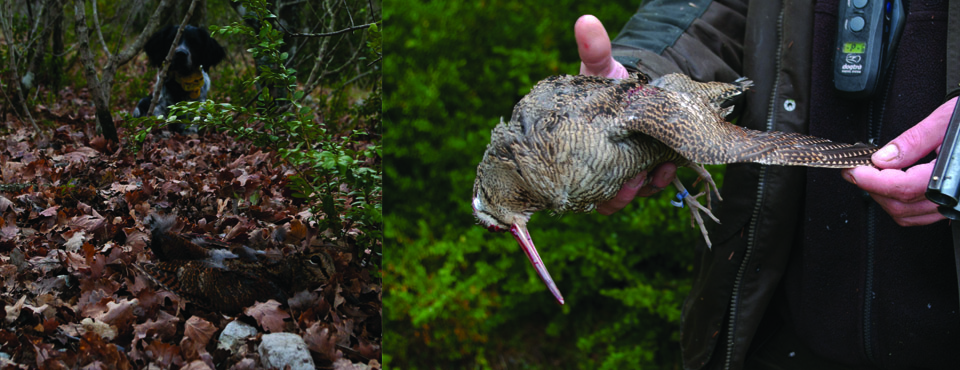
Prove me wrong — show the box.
[688,163,722,207]
[672,178,720,248]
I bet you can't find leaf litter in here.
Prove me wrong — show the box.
[0,115,381,369]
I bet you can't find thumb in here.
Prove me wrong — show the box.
[575,15,628,79]
[873,97,959,169]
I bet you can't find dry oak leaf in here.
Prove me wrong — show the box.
[184,316,217,346]
[80,318,117,341]
[181,316,217,361]
[303,322,338,360]
[133,310,180,342]
[63,230,86,252]
[143,340,183,368]
[96,298,139,329]
[61,146,99,163]
[4,295,26,323]
[243,300,290,333]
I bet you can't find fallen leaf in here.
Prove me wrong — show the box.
[5,295,26,323]
[303,322,337,360]
[183,316,217,347]
[40,206,59,217]
[96,298,139,330]
[80,318,117,341]
[143,340,183,368]
[181,316,217,361]
[63,230,85,252]
[62,146,99,163]
[243,300,290,333]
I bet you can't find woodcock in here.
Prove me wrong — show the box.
[472,73,878,304]
[139,213,336,314]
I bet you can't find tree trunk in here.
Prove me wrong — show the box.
[50,0,64,92]
[73,0,118,142]
[73,0,174,144]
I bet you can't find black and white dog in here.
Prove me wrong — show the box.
[133,25,226,130]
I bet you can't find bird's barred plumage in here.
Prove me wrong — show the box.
[139,213,336,314]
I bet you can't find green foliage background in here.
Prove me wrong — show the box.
[385,1,717,368]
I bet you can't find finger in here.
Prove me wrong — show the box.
[872,97,959,169]
[575,15,628,79]
[843,163,933,202]
[597,172,647,215]
[886,211,945,227]
[869,193,942,219]
[637,163,676,197]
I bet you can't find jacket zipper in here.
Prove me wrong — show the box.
[723,6,785,370]
[862,44,898,366]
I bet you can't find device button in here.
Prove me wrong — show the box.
[853,0,868,8]
[850,16,865,31]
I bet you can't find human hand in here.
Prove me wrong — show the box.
[575,15,629,79]
[842,97,959,226]
[576,15,676,214]
[597,165,678,215]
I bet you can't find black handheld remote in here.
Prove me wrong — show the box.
[833,0,904,98]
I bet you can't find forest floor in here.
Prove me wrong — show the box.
[0,85,382,369]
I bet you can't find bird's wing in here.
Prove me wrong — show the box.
[140,261,285,315]
[614,90,877,168]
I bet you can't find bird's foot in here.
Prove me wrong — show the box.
[673,178,720,248]
[689,164,722,208]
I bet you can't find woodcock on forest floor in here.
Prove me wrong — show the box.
[138,213,336,315]
[472,73,878,305]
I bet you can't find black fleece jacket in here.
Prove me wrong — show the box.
[610,0,959,369]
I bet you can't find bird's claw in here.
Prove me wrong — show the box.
[673,177,720,248]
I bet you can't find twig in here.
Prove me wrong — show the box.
[341,0,354,27]
[275,21,377,38]
[0,3,42,135]
[23,0,46,57]
[329,69,373,96]
[91,0,111,56]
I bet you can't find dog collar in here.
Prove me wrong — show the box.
[175,69,205,99]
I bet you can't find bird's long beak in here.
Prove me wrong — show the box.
[510,223,564,305]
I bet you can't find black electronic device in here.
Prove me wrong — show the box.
[833,0,905,98]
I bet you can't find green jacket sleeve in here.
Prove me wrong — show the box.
[611,0,748,83]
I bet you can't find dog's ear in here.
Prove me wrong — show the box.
[198,27,226,70]
[143,25,176,67]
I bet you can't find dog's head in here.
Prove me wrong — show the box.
[144,25,226,75]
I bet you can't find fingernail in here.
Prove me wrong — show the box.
[875,144,898,162]
[842,171,857,185]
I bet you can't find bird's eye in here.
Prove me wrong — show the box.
[309,255,323,265]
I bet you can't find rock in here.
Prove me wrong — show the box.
[217,320,258,354]
[334,359,382,370]
[258,333,315,370]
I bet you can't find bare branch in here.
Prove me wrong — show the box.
[91,0,111,56]
[0,0,41,134]
[341,0,354,27]
[112,0,144,56]
[23,1,46,54]
[276,21,377,38]
[109,0,174,68]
